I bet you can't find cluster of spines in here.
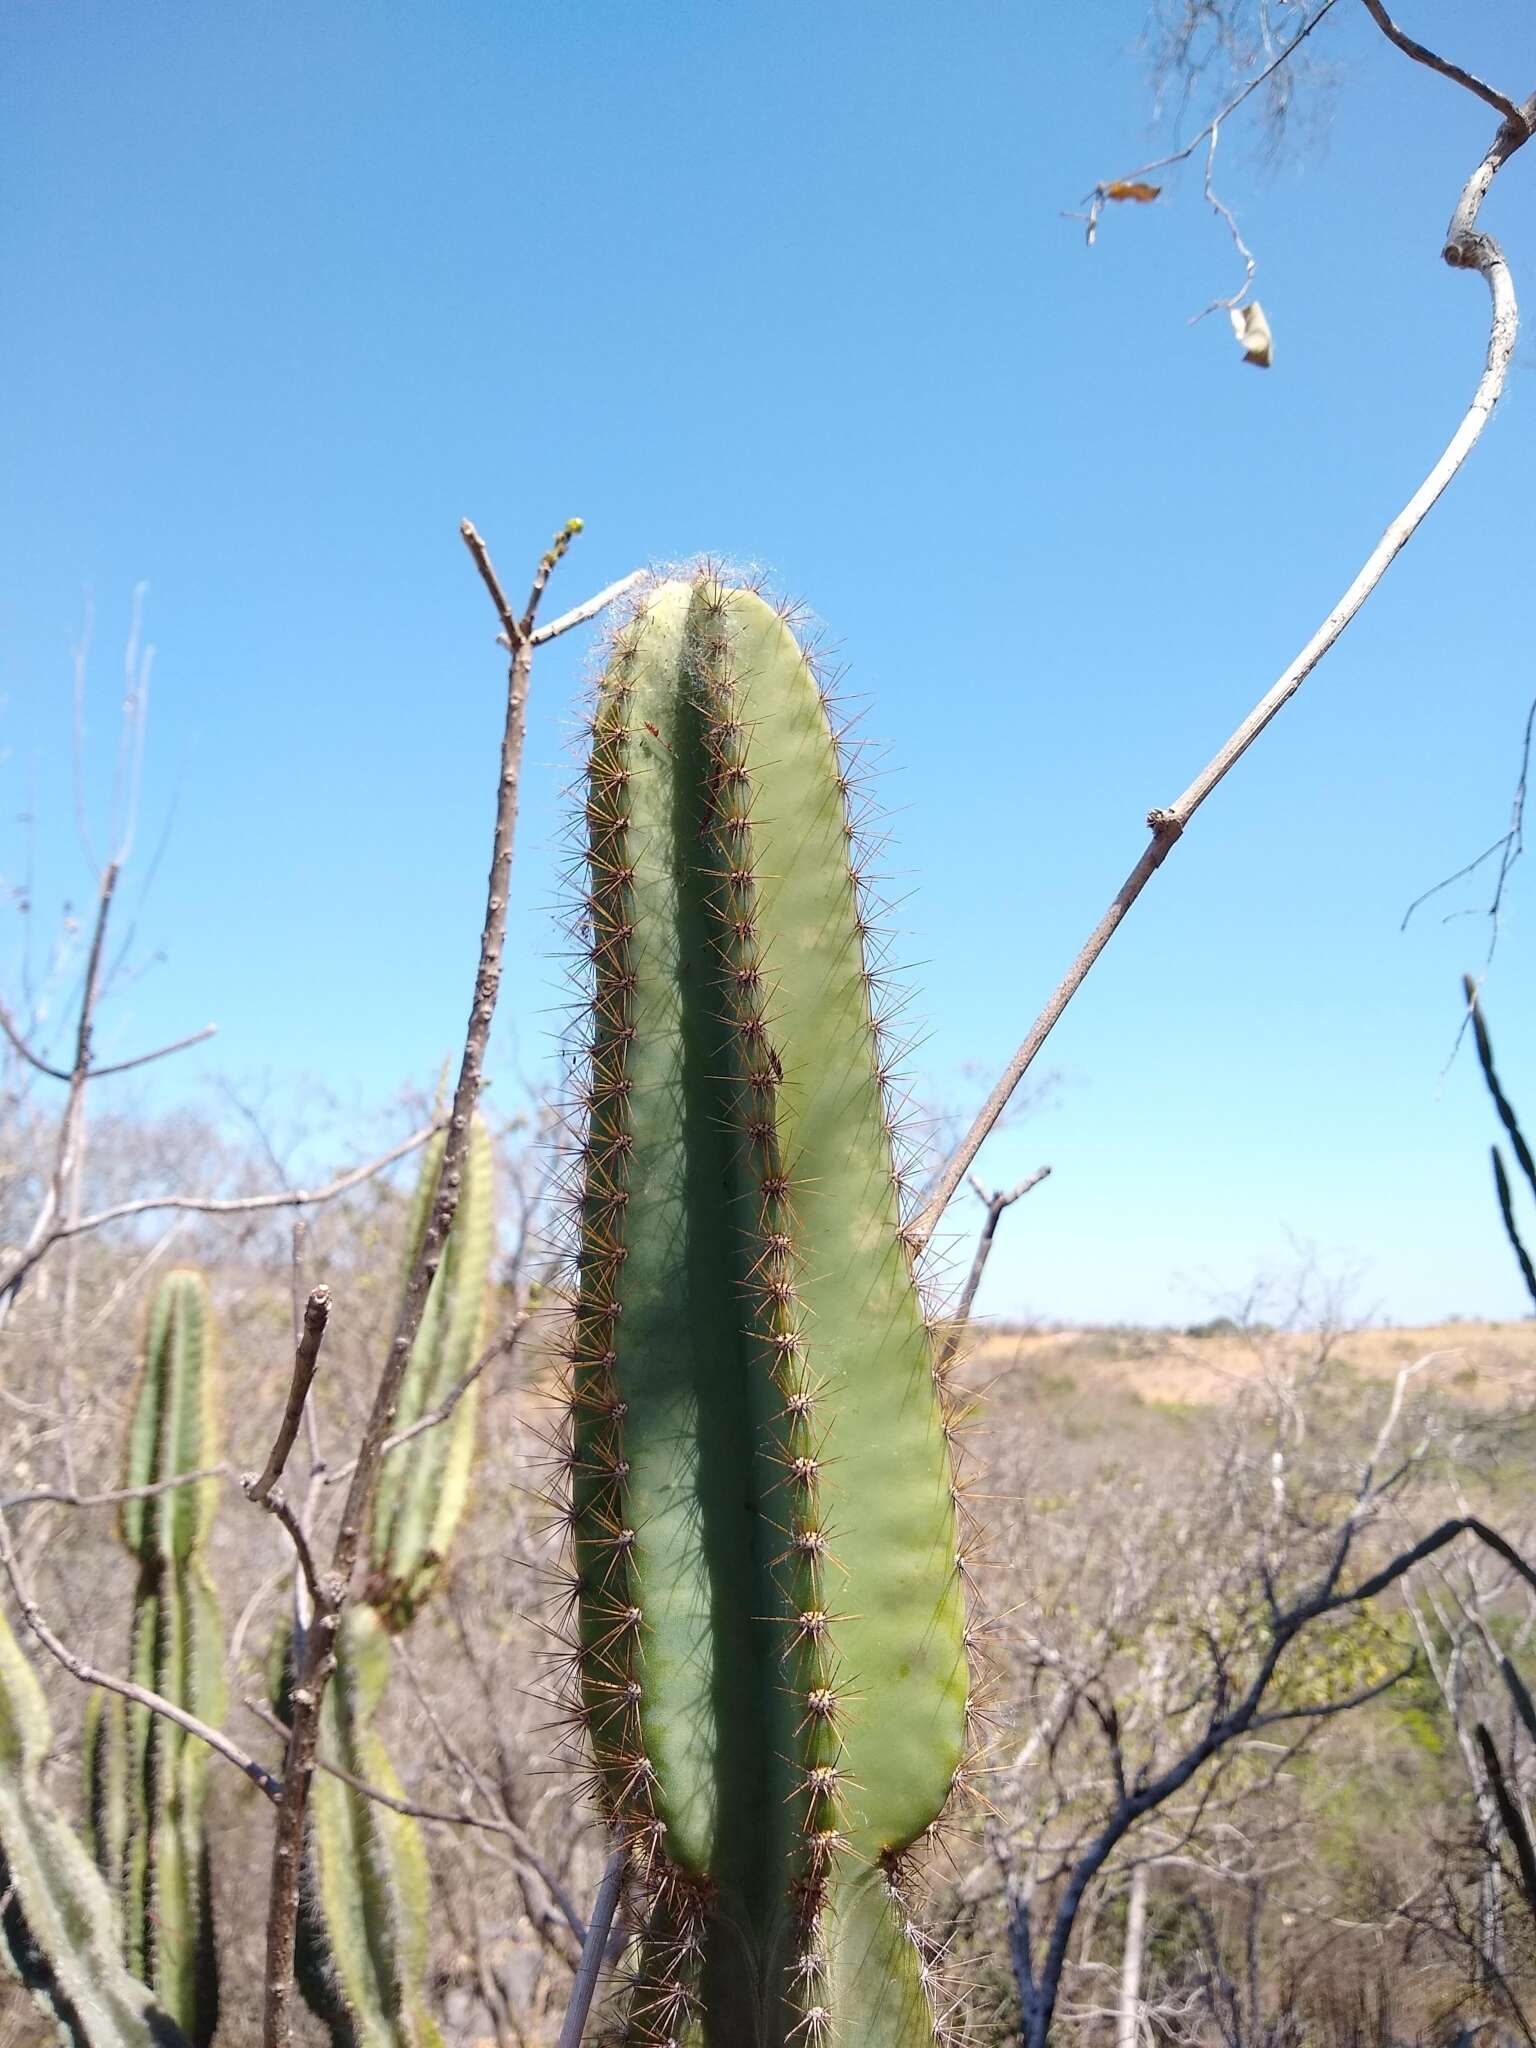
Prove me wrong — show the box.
[87,1269,223,2048]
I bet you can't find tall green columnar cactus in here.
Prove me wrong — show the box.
[564,576,972,2047]
[1,1612,191,2048]
[85,1271,223,2048]
[295,1117,493,2048]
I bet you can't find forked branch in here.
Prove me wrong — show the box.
[260,518,582,2048]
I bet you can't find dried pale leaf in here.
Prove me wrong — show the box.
[1230,301,1273,368]
[1104,180,1161,203]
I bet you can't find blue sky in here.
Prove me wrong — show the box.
[4,2,1536,1327]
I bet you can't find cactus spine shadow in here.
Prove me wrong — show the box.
[562,576,973,2047]
[294,1116,494,2048]
[86,1270,223,2048]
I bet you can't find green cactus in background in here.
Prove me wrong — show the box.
[294,1118,494,2047]
[367,1117,495,1629]
[1,1611,191,2048]
[563,576,973,2046]
[276,1609,443,2048]
[86,1270,223,2048]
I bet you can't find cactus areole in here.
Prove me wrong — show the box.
[565,576,971,2046]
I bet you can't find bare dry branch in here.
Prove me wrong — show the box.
[938,1168,1052,1368]
[260,518,578,2048]
[918,97,1530,1245]
[323,1310,529,1488]
[86,1020,218,1078]
[0,1121,443,1308]
[246,1286,333,1505]
[1078,1,1342,246]
[1358,0,1523,123]
[243,1697,586,1946]
[531,569,647,646]
[0,1505,280,1798]
[0,1466,227,1513]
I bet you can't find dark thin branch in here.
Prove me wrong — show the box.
[1466,975,1536,1206]
[261,518,577,2048]
[1476,1723,1536,1915]
[1245,1655,1416,1730]
[918,97,1528,1246]
[1492,1148,1536,1312]
[246,1286,332,1504]
[1503,1655,1536,1748]
[557,1845,628,2048]
[253,1491,323,1609]
[0,1001,69,1081]
[1358,0,1523,123]
[1020,1514,1536,2046]
[1400,694,1535,948]
[939,1167,1052,1368]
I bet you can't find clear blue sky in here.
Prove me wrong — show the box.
[4,2,1535,1327]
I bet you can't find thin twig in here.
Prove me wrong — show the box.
[391,1637,588,1950]
[322,1311,528,1488]
[260,519,577,2048]
[557,1845,628,2048]
[1077,1,1342,245]
[0,1505,279,1797]
[0,1001,69,1081]
[0,1120,442,1305]
[1358,0,1523,123]
[87,1021,218,1078]
[530,569,647,646]
[255,1491,323,1609]
[938,1168,1052,1368]
[917,101,1530,1247]
[1492,1149,1536,1312]
[243,1697,584,1937]
[1189,119,1257,317]
[1465,974,1536,1205]
[1400,692,1535,955]
[1,1466,227,1513]
[246,1286,332,1504]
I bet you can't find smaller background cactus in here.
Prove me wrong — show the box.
[86,1269,224,2048]
[294,1116,495,2048]
[2,1608,192,2048]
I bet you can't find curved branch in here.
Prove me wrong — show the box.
[1358,0,1523,124]
[0,1121,442,1306]
[916,108,1528,1247]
